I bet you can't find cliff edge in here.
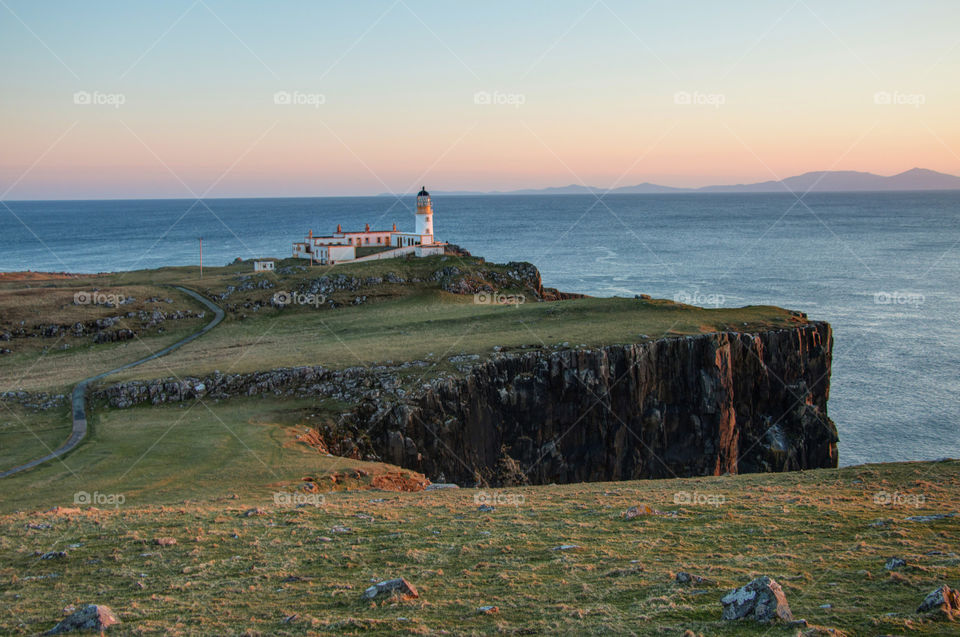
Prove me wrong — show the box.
[363,322,837,485]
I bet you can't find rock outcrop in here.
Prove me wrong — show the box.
[721,576,793,622]
[917,585,960,619]
[45,604,120,634]
[363,323,837,485]
[93,364,408,408]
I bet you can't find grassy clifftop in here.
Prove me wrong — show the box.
[0,255,808,392]
[1,460,958,635]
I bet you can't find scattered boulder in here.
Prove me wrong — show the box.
[552,544,580,551]
[477,504,495,513]
[676,571,714,585]
[906,513,956,522]
[39,551,67,560]
[477,605,499,614]
[917,585,960,619]
[424,483,459,490]
[363,577,419,600]
[45,604,120,634]
[884,557,906,570]
[625,505,655,519]
[720,576,793,623]
[242,508,267,517]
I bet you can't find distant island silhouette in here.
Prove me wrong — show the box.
[384,168,960,196]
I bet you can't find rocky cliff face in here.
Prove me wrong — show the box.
[93,323,838,487]
[362,323,838,485]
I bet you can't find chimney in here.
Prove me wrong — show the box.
[337,223,342,233]
[365,223,370,232]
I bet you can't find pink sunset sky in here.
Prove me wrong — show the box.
[1,1,959,199]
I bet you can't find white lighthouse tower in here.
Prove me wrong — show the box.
[415,186,434,243]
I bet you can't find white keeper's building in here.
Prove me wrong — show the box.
[293,187,446,265]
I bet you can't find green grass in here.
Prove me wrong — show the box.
[110,292,805,383]
[0,404,72,470]
[1,459,958,635]
[0,397,389,514]
[2,256,804,391]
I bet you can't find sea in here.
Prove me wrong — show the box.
[2,191,958,467]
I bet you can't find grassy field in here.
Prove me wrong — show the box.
[0,404,72,471]
[1,256,806,392]
[0,397,398,514]
[1,459,957,635]
[110,292,806,384]
[0,283,209,393]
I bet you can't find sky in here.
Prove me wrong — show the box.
[1,0,959,199]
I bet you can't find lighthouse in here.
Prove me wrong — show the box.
[292,183,446,262]
[415,186,434,242]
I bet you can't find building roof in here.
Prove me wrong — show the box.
[417,186,429,197]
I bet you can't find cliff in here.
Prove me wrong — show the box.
[93,323,838,486]
[361,322,837,485]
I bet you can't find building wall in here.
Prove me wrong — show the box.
[327,245,356,263]
[415,245,445,257]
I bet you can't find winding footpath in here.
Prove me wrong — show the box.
[0,286,224,479]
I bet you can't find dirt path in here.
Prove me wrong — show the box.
[0,286,223,479]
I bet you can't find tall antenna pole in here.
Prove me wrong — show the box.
[199,236,203,279]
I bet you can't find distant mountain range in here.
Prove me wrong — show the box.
[386,168,960,196]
